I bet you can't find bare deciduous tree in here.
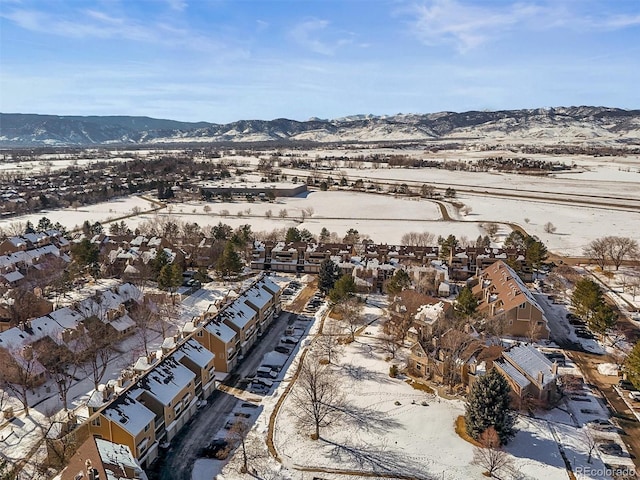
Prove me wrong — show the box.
[607,236,638,270]
[291,354,344,440]
[315,320,344,364]
[0,346,41,416]
[400,231,435,247]
[544,222,557,234]
[339,299,365,342]
[380,333,401,360]
[472,427,514,478]
[481,222,500,241]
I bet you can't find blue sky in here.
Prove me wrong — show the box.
[1,0,639,123]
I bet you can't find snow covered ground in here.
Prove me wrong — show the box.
[0,195,158,232]
[190,299,629,480]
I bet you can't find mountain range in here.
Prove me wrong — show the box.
[1,107,639,147]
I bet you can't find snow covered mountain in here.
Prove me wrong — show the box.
[1,107,639,147]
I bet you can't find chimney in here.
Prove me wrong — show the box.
[551,361,558,376]
[537,370,544,386]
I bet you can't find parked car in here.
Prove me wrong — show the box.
[202,438,229,459]
[281,336,297,344]
[598,442,624,456]
[256,366,276,378]
[629,391,640,401]
[618,379,634,389]
[275,345,292,354]
[234,412,251,418]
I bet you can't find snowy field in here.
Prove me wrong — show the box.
[0,195,158,232]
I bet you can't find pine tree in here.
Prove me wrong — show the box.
[329,274,356,304]
[571,278,603,321]
[588,303,617,335]
[385,269,411,295]
[524,236,548,270]
[158,263,183,295]
[455,286,478,317]
[625,342,640,390]
[285,227,302,243]
[318,259,341,294]
[465,369,516,445]
[216,241,243,279]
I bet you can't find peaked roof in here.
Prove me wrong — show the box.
[502,344,556,387]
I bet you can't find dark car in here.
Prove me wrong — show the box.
[598,442,624,456]
[618,379,634,390]
[275,345,292,354]
[202,438,229,459]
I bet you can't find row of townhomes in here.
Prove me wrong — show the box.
[391,260,557,407]
[251,241,529,289]
[82,275,281,469]
[0,230,71,328]
[0,283,143,386]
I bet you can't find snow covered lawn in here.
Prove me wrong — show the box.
[207,301,614,480]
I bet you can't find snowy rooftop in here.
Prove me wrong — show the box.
[414,302,445,324]
[110,314,136,332]
[241,285,271,310]
[495,359,531,389]
[103,394,155,437]
[259,275,281,294]
[138,357,195,406]
[174,338,215,368]
[205,319,237,344]
[502,344,556,387]
[95,438,146,480]
[219,300,257,330]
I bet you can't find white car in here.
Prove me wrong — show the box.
[629,391,640,401]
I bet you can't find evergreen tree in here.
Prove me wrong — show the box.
[319,227,331,243]
[504,231,527,250]
[625,342,640,390]
[588,303,617,335]
[438,234,458,260]
[465,369,516,445]
[211,222,232,240]
[318,259,341,294]
[158,263,183,299]
[343,228,360,244]
[299,228,315,242]
[151,248,170,277]
[329,274,356,304]
[385,269,411,295]
[216,241,243,278]
[571,278,603,321]
[285,227,302,243]
[524,236,548,270]
[71,238,99,267]
[455,286,478,317]
[37,216,54,232]
[24,221,35,234]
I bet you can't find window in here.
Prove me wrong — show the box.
[137,437,149,454]
[144,423,150,432]
[197,330,203,337]
[519,303,526,309]
[91,417,101,427]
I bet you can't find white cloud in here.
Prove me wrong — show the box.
[290,18,355,56]
[408,0,544,52]
[0,6,228,52]
[165,0,187,11]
